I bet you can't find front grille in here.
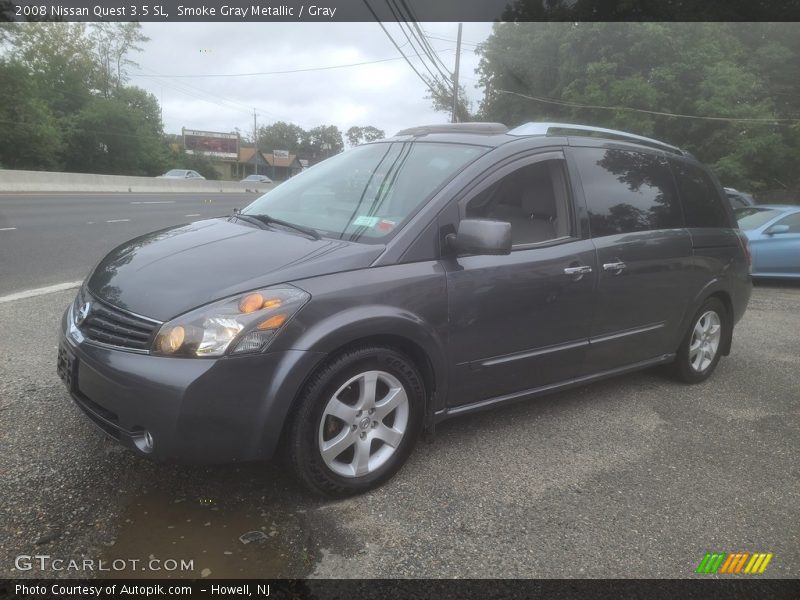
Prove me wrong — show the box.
[75,287,161,351]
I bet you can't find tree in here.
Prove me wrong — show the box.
[9,23,98,118]
[63,87,166,176]
[425,76,473,123]
[476,22,800,192]
[0,60,64,170]
[302,125,345,160]
[345,126,386,147]
[256,121,306,155]
[90,23,150,98]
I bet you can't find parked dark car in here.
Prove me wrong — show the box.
[735,204,800,279]
[724,187,757,210]
[58,122,752,496]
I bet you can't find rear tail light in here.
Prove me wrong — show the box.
[735,229,752,272]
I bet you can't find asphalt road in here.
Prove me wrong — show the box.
[0,283,798,579]
[0,192,261,295]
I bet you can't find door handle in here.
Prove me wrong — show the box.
[564,265,592,280]
[603,261,627,274]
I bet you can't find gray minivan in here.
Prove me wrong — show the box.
[58,123,752,496]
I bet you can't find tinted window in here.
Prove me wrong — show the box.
[736,207,783,230]
[244,142,485,242]
[671,160,729,227]
[572,147,681,237]
[466,159,571,245]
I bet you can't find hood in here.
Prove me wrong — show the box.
[87,218,384,321]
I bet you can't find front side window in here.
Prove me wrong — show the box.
[772,212,800,233]
[243,142,486,243]
[572,147,682,237]
[466,159,572,245]
[671,160,729,228]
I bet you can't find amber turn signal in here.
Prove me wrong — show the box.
[238,293,264,313]
[257,314,287,330]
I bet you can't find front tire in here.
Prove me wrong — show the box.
[672,297,728,384]
[287,346,425,497]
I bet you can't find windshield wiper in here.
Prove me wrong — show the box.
[230,212,271,230]
[241,212,321,240]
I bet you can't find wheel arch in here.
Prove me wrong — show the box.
[678,280,734,356]
[270,307,448,452]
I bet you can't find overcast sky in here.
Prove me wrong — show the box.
[131,23,494,143]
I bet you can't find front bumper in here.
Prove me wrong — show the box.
[58,307,324,463]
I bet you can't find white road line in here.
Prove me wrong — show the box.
[0,227,17,231]
[131,200,176,204]
[106,219,130,223]
[185,213,201,217]
[0,280,83,304]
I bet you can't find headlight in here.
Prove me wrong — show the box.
[152,286,309,357]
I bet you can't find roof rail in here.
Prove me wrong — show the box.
[395,123,509,136]
[508,122,685,156]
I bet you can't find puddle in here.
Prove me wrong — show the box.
[102,487,306,578]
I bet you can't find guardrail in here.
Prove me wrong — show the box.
[0,169,276,194]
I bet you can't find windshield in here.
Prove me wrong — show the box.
[736,207,783,230]
[242,142,485,242]
[165,169,187,176]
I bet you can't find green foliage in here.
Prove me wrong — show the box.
[302,125,344,159]
[256,121,307,155]
[346,125,386,147]
[425,76,473,123]
[256,121,345,161]
[63,87,166,176]
[476,23,800,192]
[165,148,220,180]
[0,22,167,175]
[0,60,64,170]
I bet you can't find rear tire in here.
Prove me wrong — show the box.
[671,297,728,384]
[287,346,425,497]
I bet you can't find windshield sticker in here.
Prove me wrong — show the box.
[377,219,396,232]
[352,215,380,228]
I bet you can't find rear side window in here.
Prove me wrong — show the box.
[572,147,682,237]
[671,160,730,228]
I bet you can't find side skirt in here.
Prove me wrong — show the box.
[433,353,676,423]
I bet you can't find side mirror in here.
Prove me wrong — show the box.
[765,224,790,235]
[446,219,512,256]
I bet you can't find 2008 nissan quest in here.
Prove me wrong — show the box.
[58,122,752,496]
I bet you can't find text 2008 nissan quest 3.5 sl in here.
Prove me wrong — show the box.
[58,123,752,496]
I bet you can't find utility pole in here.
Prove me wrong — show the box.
[253,109,258,147]
[451,22,463,124]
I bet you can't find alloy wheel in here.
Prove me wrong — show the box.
[689,310,722,372]
[318,370,409,478]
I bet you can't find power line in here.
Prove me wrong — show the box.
[361,0,439,97]
[129,48,455,79]
[390,0,453,84]
[496,90,800,124]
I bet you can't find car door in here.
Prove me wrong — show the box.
[444,151,597,408]
[754,211,800,275]
[568,145,692,372]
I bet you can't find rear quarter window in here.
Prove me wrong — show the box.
[571,147,682,237]
[671,160,730,228]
